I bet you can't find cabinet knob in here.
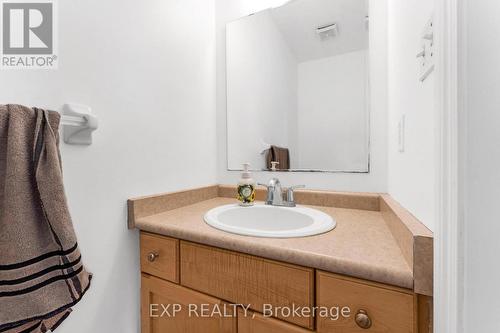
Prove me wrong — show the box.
[147,252,159,262]
[355,309,372,329]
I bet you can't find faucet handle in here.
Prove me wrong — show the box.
[286,185,305,203]
[258,178,281,188]
[257,182,273,204]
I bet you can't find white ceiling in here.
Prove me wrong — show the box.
[270,0,369,62]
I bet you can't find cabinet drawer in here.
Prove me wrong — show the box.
[238,309,314,333]
[141,274,236,333]
[180,241,314,329]
[316,271,416,333]
[140,232,179,283]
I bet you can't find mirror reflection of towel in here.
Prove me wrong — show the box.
[266,145,290,170]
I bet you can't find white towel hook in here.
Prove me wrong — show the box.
[61,103,98,145]
[260,138,271,154]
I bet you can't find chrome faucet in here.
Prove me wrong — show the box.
[258,178,305,207]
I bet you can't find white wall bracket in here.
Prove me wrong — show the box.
[61,103,98,145]
[417,17,435,82]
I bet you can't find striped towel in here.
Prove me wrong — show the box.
[0,105,91,333]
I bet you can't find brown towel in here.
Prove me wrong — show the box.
[266,145,290,170]
[0,105,91,332]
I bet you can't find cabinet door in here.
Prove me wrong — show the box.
[238,309,314,333]
[316,271,416,333]
[180,241,314,329]
[141,274,236,333]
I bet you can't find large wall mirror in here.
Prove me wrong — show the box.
[226,0,370,172]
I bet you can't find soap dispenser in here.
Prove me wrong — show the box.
[237,163,256,206]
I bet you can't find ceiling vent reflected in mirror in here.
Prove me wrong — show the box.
[316,23,339,40]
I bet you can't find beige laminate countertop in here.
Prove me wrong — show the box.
[135,197,414,290]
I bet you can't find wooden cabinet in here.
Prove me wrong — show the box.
[140,232,178,283]
[316,271,417,332]
[238,309,313,333]
[180,241,315,329]
[140,232,426,333]
[141,274,236,333]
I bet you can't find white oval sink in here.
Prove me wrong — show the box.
[204,204,336,238]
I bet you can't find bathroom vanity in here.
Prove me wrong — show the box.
[128,185,433,333]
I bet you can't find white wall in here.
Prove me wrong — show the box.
[216,0,388,192]
[226,9,297,170]
[0,0,216,332]
[461,0,500,331]
[297,50,369,171]
[386,0,436,231]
